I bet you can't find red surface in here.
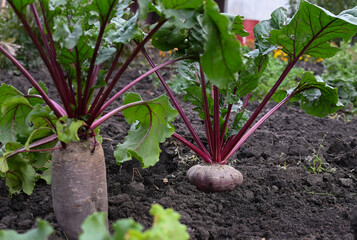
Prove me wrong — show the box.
[237,19,260,45]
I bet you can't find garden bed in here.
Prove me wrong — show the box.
[0,67,356,239]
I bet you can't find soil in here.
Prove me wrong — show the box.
[0,64,356,240]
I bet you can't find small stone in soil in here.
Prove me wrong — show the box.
[338,178,353,187]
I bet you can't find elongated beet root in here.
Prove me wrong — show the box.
[52,140,108,240]
[187,164,243,192]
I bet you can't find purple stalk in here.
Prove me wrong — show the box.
[38,2,75,106]
[0,45,65,118]
[222,19,337,157]
[212,86,221,162]
[199,66,214,156]
[219,87,237,147]
[5,134,58,159]
[96,56,188,117]
[29,4,74,116]
[222,94,294,162]
[140,48,211,156]
[89,44,124,115]
[221,61,295,157]
[172,133,212,163]
[87,20,167,125]
[91,101,147,129]
[74,46,83,114]
[82,0,118,112]
[8,2,72,116]
[24,146,62,152]
[27,95,67,117]
[7,1,49,67]
[105,45,124,83]
[243,92,251,108]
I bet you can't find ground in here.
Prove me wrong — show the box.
[0,66,356,240]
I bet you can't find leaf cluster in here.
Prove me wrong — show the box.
[0,6,42,70]
[0,83,55,194]
[0,204,189,240]
[156,0,357,165]
[321,41,357,114]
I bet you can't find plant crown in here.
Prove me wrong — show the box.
[0,0,357,194]
[144,0,357,164]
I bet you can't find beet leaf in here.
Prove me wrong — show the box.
[0,0,200,194]
[142,0,357,188]
[114,93,178,167]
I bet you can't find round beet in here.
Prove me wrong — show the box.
[187,164,243,192]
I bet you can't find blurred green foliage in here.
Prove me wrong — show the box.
[0,204,189,240]
[288,0,357,16]
[250,54,308,102]
[0,6,42,70]
[321,41,357,114]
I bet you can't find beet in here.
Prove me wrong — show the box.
[187,164,243,192]
[52,140,108,240]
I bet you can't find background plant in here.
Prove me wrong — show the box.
[304,133,336,174]
[288,0,357,15]
[143,0,357,192]
[0,0,199,237]
[321,41,357,114]
[0,0,209,196]
[0,204,189,240]
[250,54,308,101]
[0,5,42,70]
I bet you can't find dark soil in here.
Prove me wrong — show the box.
[0,66,356,240]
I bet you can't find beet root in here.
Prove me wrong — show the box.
[51,140,108,240]
[187,164,243,192]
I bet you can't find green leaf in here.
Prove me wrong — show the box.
[151,1,205,54]
[7,0,35,15]
[112,219,144,240]
[27,81,48,96]
[0,84,23,109]
[1,142,37,195]
[96,47,116,65]
[79,212,111,240]
[114,93,178,168]
[65,19,83,49]
[236,54,269,97]
[124,204,189,240]
[0,95,33,145]
[55,117,85,143]
[0,139,54,194]
[274,72,343,117]
[27,82,48,106]
[106,12,141,45]
[169,60,200,94]
[40,164,51,184]
[269,0,357,59]
[89,0,118,23]
[0,156,9,173]
[152,22,190,51]
[159,0,203,9]
[253,7,288,55]
[53,16,84,49]
[226,109,249,138]
[58,37,94,66]
[76,204,188,240]
[110,204,188,240]
[0,219,53,240]
[200,0,242,89]
[183,85,214,119]
[232,15,249,37]
[138,0,150,21]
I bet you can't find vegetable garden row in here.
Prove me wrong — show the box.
[0,0,356,239]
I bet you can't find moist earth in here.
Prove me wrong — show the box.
[0,67,356,240]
